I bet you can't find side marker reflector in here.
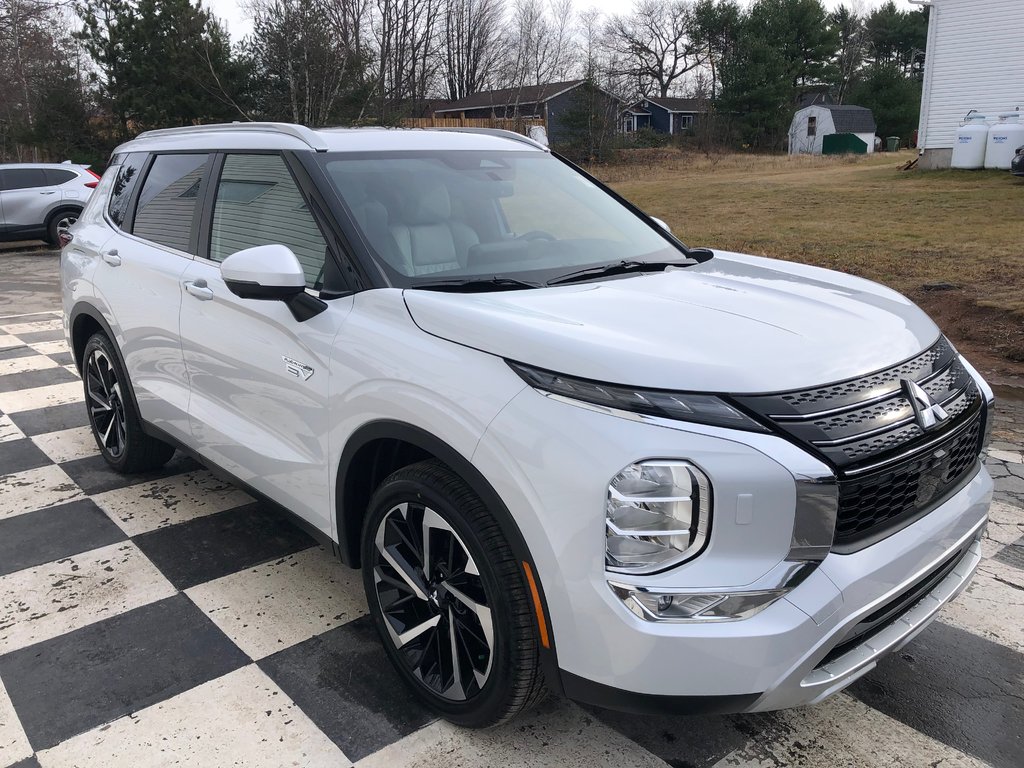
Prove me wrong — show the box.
[522,561,550,649]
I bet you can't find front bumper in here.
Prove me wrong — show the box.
[473,387,993,713]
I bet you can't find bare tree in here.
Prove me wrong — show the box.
[372,0,443,118]
[502,0,577,92]
[605,0,704,99]
[440,0,503,100]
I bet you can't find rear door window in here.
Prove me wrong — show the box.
[0,168,48,191]
[132,154,210,253]
[107,153,147,229]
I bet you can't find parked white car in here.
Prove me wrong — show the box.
[61,123,994,726]
[1,162,99,245]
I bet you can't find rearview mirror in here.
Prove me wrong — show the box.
[221,244,326,321]
[650,217,671,233]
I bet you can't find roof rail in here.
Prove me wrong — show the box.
[134,122,329,152]
[431,127,549,151]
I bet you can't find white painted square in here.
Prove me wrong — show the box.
[356,699,667,768]
[0,381,83,414]
[0,353,58,376]
[94,469,253,537]
[188,546,368,660]
[0,465,83,520]
[0,334,21,351]
[28,340,70,356]
[31,426,98,464]
[940,557,1024,653]
[0,676,33,767]
[2,318,64,336]
[36,665,348,768]
[0,541,176,655]
[0,414,25,443]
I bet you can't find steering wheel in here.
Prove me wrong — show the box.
[515,230,556,242]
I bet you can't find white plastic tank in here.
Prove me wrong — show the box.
[951,113,989,169]
[984,112,1024,170]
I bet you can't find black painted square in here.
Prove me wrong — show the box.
[993,539,1024,571]
[258,615,434,761]
[16,329,63,343]
[0,437,51,475]
[0,314,59,327]
[0,499,127,577]
[48,351,75,367]
[133,503,315,590]
[0,594,249,751]
[58,452,199,495]
[0,366,78,393]
[0,346,35,361]
[848,621,1024,768]
[6,756,42,768]
[8,402,89,436]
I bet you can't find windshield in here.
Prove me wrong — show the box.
[317,150,683,287]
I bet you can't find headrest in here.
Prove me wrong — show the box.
[398,178,451,225]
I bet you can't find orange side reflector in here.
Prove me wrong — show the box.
[522,561,550,649]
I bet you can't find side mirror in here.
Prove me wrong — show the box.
[650,217,671,233]
[221,244,326,321]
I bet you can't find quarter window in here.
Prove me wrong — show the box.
[0,168,47,191]
[107,152,147,228]
[133,153,210,252]
[45,169,77,186]
[209,154,329,289]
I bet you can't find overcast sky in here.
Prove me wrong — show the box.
[204,0,903,44]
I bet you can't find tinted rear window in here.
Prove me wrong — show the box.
[107,153,147,228]
[132,154,210,252]
[0,168,47,191]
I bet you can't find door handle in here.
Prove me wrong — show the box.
[102,249,121,266]
[184,279,214,301]
[40,190,56,195]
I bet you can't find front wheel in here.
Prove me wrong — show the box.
[47,209,79,246]
[82,333,176,473]
[361,459,546,727]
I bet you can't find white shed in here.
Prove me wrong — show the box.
[916,0,1024,169]
[789,104,877,155]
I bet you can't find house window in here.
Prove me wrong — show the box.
[678,114,694,130]
[807,116,817,137]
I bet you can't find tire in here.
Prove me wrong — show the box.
[82,332,176,473]
[362,459,547,727]
[46,208,80,246]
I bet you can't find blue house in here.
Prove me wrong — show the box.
[622,97,708,135]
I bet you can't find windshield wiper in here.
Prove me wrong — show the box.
[546,259,694,286]
[408,276,543,292]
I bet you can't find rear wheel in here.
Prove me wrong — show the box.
[47,209,79,246]
[83,332,175,473]
[362,459,546,727]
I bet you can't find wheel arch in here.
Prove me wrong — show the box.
[335,419,563,692]
[68,303,142,418]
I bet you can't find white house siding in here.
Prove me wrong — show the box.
[918,0,1024,168]
[789,106,835,155]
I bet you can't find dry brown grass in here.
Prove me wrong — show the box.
[590,150,1024,377]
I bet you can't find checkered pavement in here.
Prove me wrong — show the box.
[0,310,1022,768]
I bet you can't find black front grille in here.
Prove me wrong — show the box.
[833,412,982,549]
[732,337,985,550]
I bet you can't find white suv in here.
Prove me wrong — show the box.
[61,123,994,726]
[1,162,99,245]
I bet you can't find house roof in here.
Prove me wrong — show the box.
[822,105,876,133]
[434,81,585,113]
[643,96,707,113]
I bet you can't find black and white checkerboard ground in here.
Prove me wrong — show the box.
[1,310,1022,768]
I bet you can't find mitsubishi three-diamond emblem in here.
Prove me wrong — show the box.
[901,378,949,431]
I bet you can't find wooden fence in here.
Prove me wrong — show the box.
[399,116,546,134]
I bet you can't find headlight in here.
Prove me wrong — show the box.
[507,362,768,432]
[606,461,711,573]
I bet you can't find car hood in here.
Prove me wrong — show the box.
[402,251,941,393]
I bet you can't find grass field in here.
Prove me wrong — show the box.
[593,150,1024,381]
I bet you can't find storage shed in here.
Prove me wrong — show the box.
[788,104,876,155]
[916,0,1024,169]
